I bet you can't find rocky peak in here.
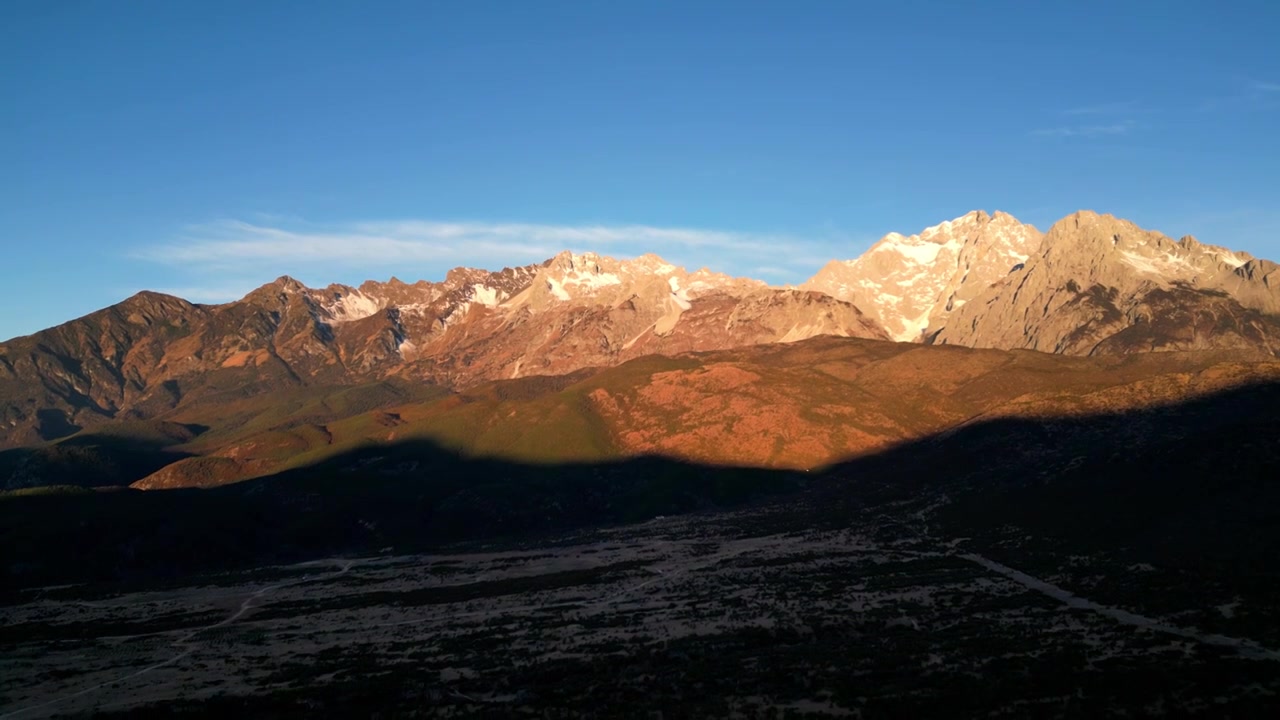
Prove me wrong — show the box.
[931,210,1280,354]
[548,250,605,274]
[1035,212,1253,288]
[443,265,492,287]
[115,291,198,320]
[632,253,680,272]
[240,276,315,310]
[801,210,1042,342]
[269,275,307,293]
[123,289,185,304]
[507,251,767,313]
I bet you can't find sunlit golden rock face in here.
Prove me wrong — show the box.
[803,210,1044,342]
[932,211,1280,354]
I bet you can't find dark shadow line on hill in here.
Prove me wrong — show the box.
[0,425,209,490]
[2,378,1278,590]
[810,376,1280,575]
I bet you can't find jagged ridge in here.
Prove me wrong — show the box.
[4,208,1279,449]
[0,252,886,447]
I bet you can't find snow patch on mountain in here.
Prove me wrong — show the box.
[1219,252,1247,269]
[396,303,430,317]
[875,233,953,266]
[668,277,693,311]
[324,290,383,323]
[1120,250,1196,278]
[562,269,622,292]
[901,309,934,341]
[471,284,501,307]
[1115,232,1256,285]
[547,278,571,301]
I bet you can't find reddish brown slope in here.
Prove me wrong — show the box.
[127,336,1280,488]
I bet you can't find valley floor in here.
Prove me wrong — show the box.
[3,504,1278,719]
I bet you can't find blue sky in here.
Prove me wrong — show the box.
[2,0,1278,340]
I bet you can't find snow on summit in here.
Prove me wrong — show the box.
[800,211,1043,342]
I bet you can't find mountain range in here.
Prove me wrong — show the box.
[2,209,1278,489]
[5,209,1280,717]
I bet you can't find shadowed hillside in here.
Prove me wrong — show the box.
[4,378,1279,720]
[0,381,450,490]
[809,378,1280,647]
[0,443,796,590]
[0,421,205,490]
[815,376,1280,559]
[4,377,1278,604]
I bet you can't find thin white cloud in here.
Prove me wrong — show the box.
[1030,121,1135,138]
[136,219,791,267]
[349,220,783,254]
[130,217,869,299]
[135,220,548,267]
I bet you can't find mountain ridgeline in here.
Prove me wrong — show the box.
[1,209,1278,456]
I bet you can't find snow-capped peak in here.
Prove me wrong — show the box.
[800,210,1043,342]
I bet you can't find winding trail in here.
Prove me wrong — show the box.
[1,559,359,720]
[961,553,1280,661]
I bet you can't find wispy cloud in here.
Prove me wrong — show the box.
[1030,120,1135,138]
[136,219,790,267]
[1199,78,1280,111]
[132,218,865,298]
[1032,99,1143,139]
[137,220,551,269]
